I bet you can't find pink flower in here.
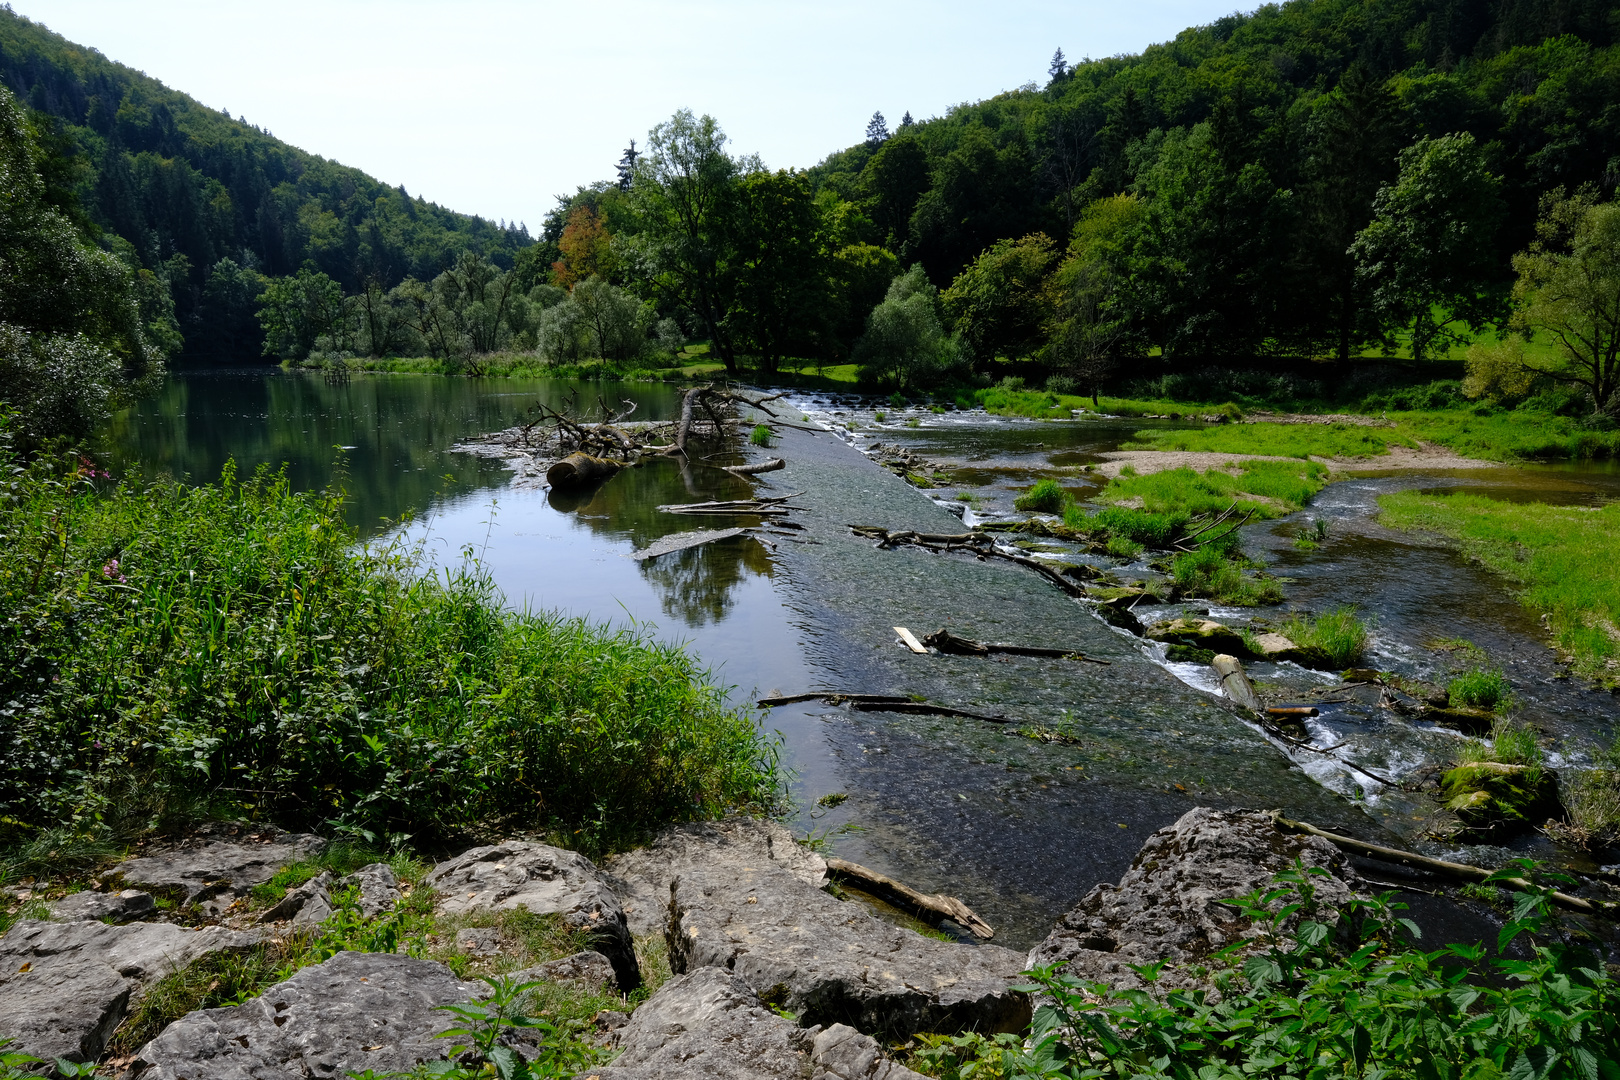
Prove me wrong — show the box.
[101,558,126,583]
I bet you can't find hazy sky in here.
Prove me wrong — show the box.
[24,1,1240,231]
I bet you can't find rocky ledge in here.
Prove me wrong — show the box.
[0,808,1368,1076]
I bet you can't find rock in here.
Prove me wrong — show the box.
[1250,632,1305,663]
[1441,762,1561,833]
[258,871,333,927]
[510,950,617,990]
[50,889,155,924]
[591,967,924,1080]
[425,841,638,992]
[1145,618,1250,656]
[455,927,502,957]
[1028,807,1363,996]
[604,815,827,937]
[344,862,402,919]
[0,918,258,1063]
[103,829,323,908]
[1425,706,1494,736]
[632,819,1028,1038]
[131,951,486,1079]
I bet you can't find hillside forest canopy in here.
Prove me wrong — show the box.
[4,0,1620,440]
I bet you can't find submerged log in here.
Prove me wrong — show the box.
[849,700,1010,723]
[921,629,1111,665]
[1270,811,1617,917]
[629,527,748,562]
[723,457,786,476]
[547,452,622,489]
[756,692,913,707]
[824,857,995,939]
[1211,654,1264,713]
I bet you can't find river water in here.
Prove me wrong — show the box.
[106,367,1620,947]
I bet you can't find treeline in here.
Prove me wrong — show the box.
[0,6,530,360]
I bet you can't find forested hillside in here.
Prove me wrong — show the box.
[0,6,530,359]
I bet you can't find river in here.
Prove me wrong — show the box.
[105,367,1620,947]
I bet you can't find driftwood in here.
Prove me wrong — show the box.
[1267,706,1320,719]
[1212,654,1264,713]
[849,525,1090,599]
[659,492,806,517]
[546,452,623,489]
[849,700,1010,723]
[724,457,786,476]
[921,629,1111,665]
[895,626,928,654]
[629,527,748,562]
[1270,812,1618,917]
[824,857,995,939]
[757,692,913,707]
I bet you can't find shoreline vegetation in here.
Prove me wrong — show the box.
[0,429,782,874]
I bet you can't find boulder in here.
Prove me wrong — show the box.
[49,889,155,924]
[604,815,827,937]
[258,871,333,927]
[455,927,502,957]
[1441,762,1561,833]
[103,829,323,909]
[510,950,618,991]
[591,967,924,1080]
[1145,618,1249,656]
[614,817,1028,1038]
[1027,808,1363,996]
[131,951,485,1080]
[425,841,638,992]
[345,862,402,919]
[0,918,258,1063]
[1250,632,1306,663]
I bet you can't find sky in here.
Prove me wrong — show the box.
[23,1,1242,232]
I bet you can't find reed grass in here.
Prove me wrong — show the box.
[1279,607,1369,668]
[0,435,781,859]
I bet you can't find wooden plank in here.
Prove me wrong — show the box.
[894,626,928,654]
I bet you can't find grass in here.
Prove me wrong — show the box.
[1278,607,1369,668]
[1014,478,1067,512]
[1123,422,1408,460]
[1447,667,1512,711]
[0,438,782,858]
[749,423,772,447]
[1551,736,1620,851]
[305,352,728,383]
[1095,460,1328,516]
[1378,491,1620,684]
[1172,546,1282,606]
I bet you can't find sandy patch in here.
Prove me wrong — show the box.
[1089,443,1497,478]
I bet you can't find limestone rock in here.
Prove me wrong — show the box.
[626,818,1027,1037]
[257,871,333,927]
[1027,807,1363,995]
[1145,618,1249,657]
[0,918,258,1063]
[510,949,617,990]
[591,967,924,1080]
[425,841,638,991]
[604,814,827,937]
[455,927,502,957]
[131,951,485,1080]
[345,862,402,918]
[1441,762,1561,833]
[1251,632,1305,663]
[103,829,323,908]
[50,889,155,924]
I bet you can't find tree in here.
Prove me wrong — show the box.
[1048,48,1069,82]
[941,233,1058,368]
[853,265,963,390]
[728,169,832,374]
[257,266,345,359]
[1351,132,1506,362]
[552,205,614,290]
[858,133,931,250]
[616,140,640,192]
[571,275,651,361]
[627,110,745,374]
[865,111,890,147]
[899,111,915,129]
[1506,187,1620,411]
[0,84,166,448]
[1045,196,1144,404]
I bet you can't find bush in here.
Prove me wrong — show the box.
[1014,478,1068,513]
[1279,607,1369,667]
[0,443,780,855]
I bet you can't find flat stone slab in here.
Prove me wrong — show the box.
[103,828,323,908]
[592,967,924,1080]
[510,949,617,990]
[425,841,638,991]
[0,918,258,1063]
[1027,807,1363,994]
[132,951,483,1080]
[50,889,155,924]
[612,817,1028,1038]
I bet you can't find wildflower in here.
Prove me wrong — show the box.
[101,558,126,583]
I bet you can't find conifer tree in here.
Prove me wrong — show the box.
[616,140,640,191]
[900,111,915,128]
[865,111,889,147]
[1049,48,1068,81]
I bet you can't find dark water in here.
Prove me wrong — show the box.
[105,370,1620,946]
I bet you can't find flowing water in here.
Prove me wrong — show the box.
[106,368,1620,947]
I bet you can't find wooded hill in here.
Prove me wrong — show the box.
[0,6,530,358]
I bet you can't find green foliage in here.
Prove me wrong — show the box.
[854,265,965,390]
[940,233,1057,367]
[1379,489,1620,682]
[1172,546,1282,607]
[930,861,1620,1080]
[1447,667,1512,711]
[1125,422,1402,460]
[1279,607,1369,668]
[1098,460,1328,517]
[0,437,781,852]
[749,423,773,447]
[1014,478,1067,513]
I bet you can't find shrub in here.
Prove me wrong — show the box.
[1014,478,1068,513]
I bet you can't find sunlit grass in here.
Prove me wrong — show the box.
[1123,422,1408,460]
[1279,607,1369,668]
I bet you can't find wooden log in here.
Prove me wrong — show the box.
[849,700,1010,723]
[546,452,622,489]
[1269,811,1617,917]
[723,457,786,476]
[1211,654,1264,713]
[894,626,928,654]
[921,629,1111,665]
[629,527,748,562]
[757,692,914,707]
[824,857,995,939]
[1266,706,1320,719]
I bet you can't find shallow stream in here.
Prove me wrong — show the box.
[108,369,1620,947]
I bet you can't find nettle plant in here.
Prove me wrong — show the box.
[922,860,1618,1080]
